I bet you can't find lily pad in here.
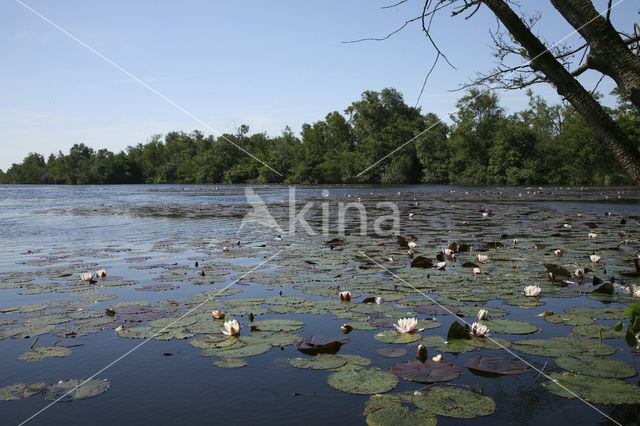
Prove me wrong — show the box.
[421,335,511,354]
[18,346,72,361]
[217,342,272,359]
[480,318,539,335]
[388,359,460,383]
[252,319,304,332]
[43,378,110,401]
[0,382,46,400]
[376,347,408,358]
[212,358,247,368]
[466,356,530,376]
[296,336,350,355]
[289,355,348,370]
[554,356,637,379]
[512,337,616,357]
[364,393,437,426]
[570,324,625,339]
[413,386,496,418]
[374,330,421,344]
[327,368,398,394]
[542,372,640,404]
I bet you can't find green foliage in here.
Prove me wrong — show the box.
[1,88,636,185]
[616,302,640,348]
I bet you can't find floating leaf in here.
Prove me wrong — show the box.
[410,256,433,268]
[542,373,640,404]
[570,324,625,339]
[18,346,72,362]
[43,378,110,401]
[512,337,616,357]
[289,355,348,370]
[421,335,510,354]
[376,347,407,358]
[0,383,46,400]
[480,318,538,335]
[364,394,436,426]
[327,368,398,394]
[388,359,460,383]
[554,356,637,379]
[374,330,421,344]
[296,336,350,355]
[414,304,459,316]
[466,356,530,376]
[252,319,304,332]
[212,358,247,368]
[413,386,495,418]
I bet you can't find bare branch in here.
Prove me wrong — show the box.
[381,0,409,9]
[342,16,422,43]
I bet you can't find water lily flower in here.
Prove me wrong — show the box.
[339,291,351,301]
[408,241,417,249]
[394,317,418,334]
[80,272,95,282]
[96,269,107,277]
[588,232,597,239]
[416,344,427,362]
[436,261,447,270]
[211,310,225,319]
[563,224,572,228]
[408,213,414,220]
[477,309,488,320]
[538,311,554,317]
[115,325,123,332]
[575,268,585,278]
[524,285,541,297]
[482,212,489,217]
[476,254,488,264]
[590,254,601,263]
[222,246,229,252]
[221,319,240,336]
[470,322,489,337]
[473,267,482,275]
[432,354,443,362]
[554,249,563,257]
[513,239,518,245]
[388,256,394,263]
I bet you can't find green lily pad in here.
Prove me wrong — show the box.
[364,393,437,426]
[212,358,247,368]
[421,335,511,354]
[542,372,640,404]
[263,332,301,347]
[388,359,460,383]
[251,319,304,332]
[43,378,110,401]
[570,324,626,339]
[289,355,348,370]
[327,368,398,394]
[0,382,46,400]
[413,386,496,418]
[377,347,408,358]
[480,318,539,335]
[217,342,272,358]
[18,346,72,361]
[512,337,616,357]
[554,356,637,379]
[374,330,421,344]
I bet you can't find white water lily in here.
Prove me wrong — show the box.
[432,354,443,362]
[221,319,240,336]
[408,241,417,249]
[477,309,488,320]
[339,291,351,301]
[471,322,489,337]
[408,213,414,220]
[563,224,572,228]
[588,232,597,239]
[80,272,95,282]
[524,285,541,297]
[96,269,107,277]
[222,246,229,252]
[590,254,601,263]
[436,261,447,270]
[476,254,488,264]
[513,239,518,245]
[211,309,225,319]
[554,249,563,257]
[394,317,418,334]
[472,267,482,275]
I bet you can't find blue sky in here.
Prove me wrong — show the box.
[1,0,637,171]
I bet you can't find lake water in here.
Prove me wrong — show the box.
[1,184,639,425]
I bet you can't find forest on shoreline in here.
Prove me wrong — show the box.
[2,88,638,186]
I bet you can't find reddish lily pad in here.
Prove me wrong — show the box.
[466,356,530,376]
[296,336,350,355]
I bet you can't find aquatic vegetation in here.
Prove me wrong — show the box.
[221,319,240,336]
[211,310,225,319]
[393,317,418,334]
[523,285,541,297]
[470,322,489,337]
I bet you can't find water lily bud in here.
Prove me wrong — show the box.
[408,242,417,250]
[554,249,563,257]
[538,311,554,317]
[477,309,488,321]
[96,269,107,277]
[472,267,482,275]
[80,272,95,282]
[222,246,229,252]
[416,344,427,362]
[339,291,351,301]
[341,324,353,334]
[212,310,225,319]
[513,239,518,245]
[590,254,601,263]
[432,354,442,362]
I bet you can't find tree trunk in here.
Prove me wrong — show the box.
[482,0,640,185]
[549,0,640,110]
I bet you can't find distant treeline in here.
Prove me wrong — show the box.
[2,88,638,185]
